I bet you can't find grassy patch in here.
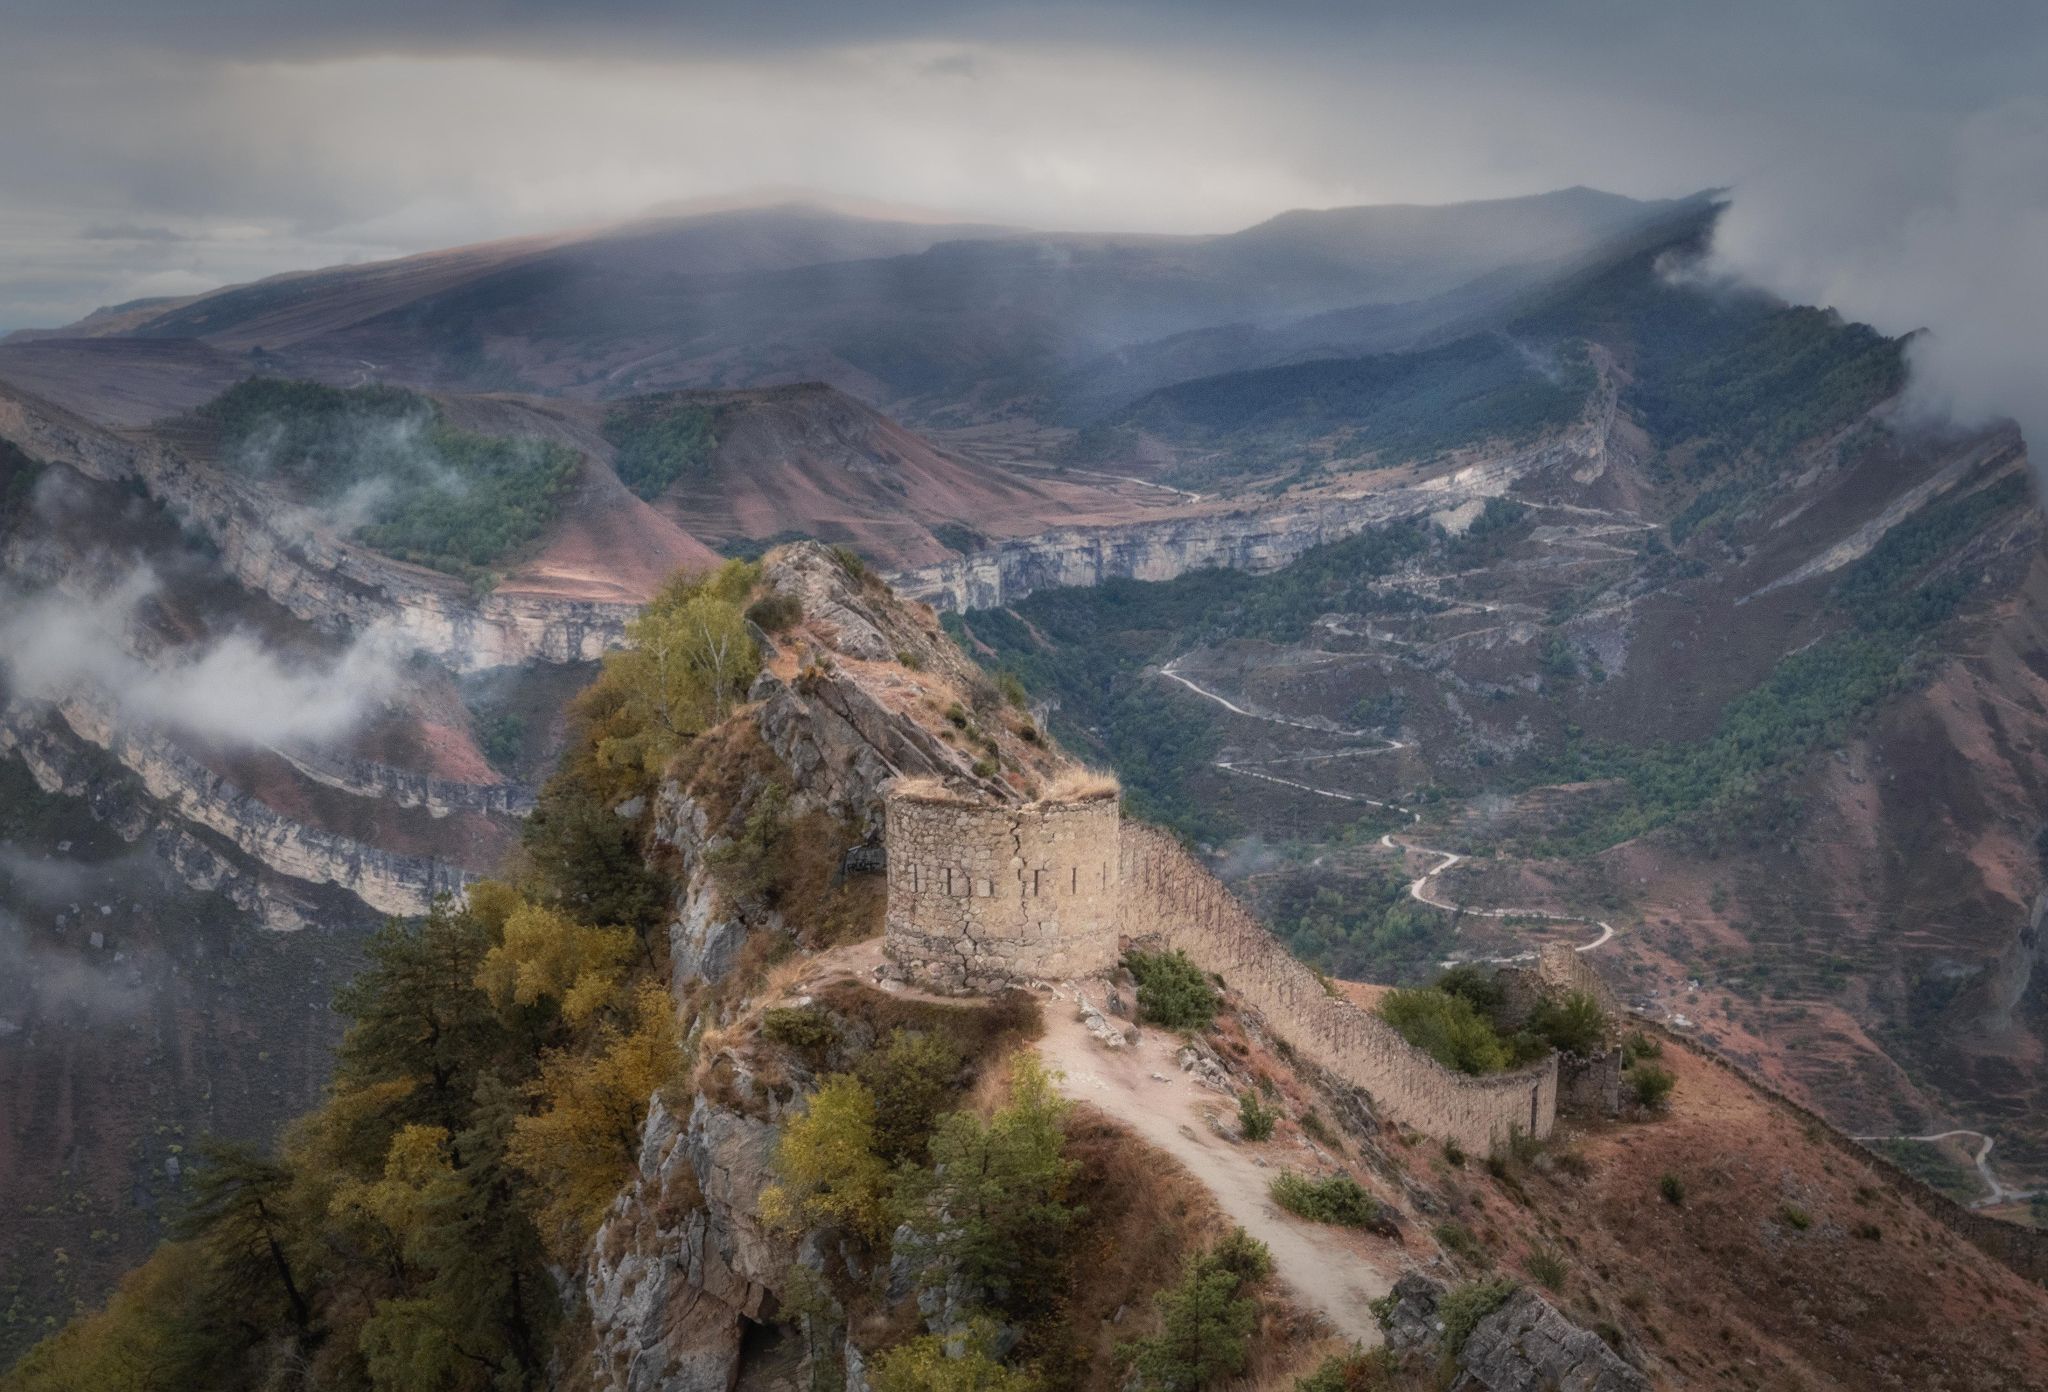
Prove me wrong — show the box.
[1269,1172,1379,1227]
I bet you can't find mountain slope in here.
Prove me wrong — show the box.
[0,191,1700,431]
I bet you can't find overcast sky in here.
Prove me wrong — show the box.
[1,0,2042,444]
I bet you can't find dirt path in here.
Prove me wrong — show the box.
[1380,834,1615,959]
[1852,1128,2041,1209]
[1035,994,1396,1344]
[1158,658,1416,813]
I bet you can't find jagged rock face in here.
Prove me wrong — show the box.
[1454,1290,1649,1392]
[1378,1273,1448,1353]
[16,694,469,918]
[586,1092,783,1392]
[651,541,1029,992]
[0,700,364,930]
[1382,1274,1648,1392]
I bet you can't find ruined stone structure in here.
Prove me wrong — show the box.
[883,786,1121,992]
[1114,823,1555,1155]
[883,787,1558,1154]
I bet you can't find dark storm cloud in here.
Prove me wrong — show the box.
[0,0,2043,457]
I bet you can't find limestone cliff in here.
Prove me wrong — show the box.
[0,383,638,670]
[893,400,1615,612]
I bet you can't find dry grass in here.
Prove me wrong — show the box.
[889,774,970,804]
[1041,767,1121,802]
[1028,1104,1233,1390]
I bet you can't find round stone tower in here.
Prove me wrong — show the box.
[883,783,1120,992]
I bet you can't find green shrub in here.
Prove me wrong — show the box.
[1779,1204,1812,1231]
[856,1030,965,1168]
[872,1318,1040,1392]
[1438,1278,1518,1355]
[896,648,926,672]
[1269,1172,1378,1227]
[1124,949,1220,1030]
[744,593,803,633]
[1434,963,1506,1017]
[1123,1230,1270,1392]
[1526,990,1608,1055]
[1659,1173,1685,1205]
[998,671,1030,708]
[1376,987,1511,1074]
[1299,1108,1341,1151]
[1622,1030,1663,1063]
[1524,1245,1568,1291]
[1237,1092,1277,1142]
[830,544,872,582]
[1433,1220,1486,1264]
[760,1006,838,1054]
[1630,1065,1676,1110]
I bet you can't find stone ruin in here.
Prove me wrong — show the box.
[881,782,1585,1155]
[882,782,1121,992]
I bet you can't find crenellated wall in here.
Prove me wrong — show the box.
[1115,823,1556,1155]
[883,789,1120,991]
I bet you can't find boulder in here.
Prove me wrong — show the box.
[1453,1289,1649,1392]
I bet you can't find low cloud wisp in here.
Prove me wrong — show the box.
[0,567,408,748]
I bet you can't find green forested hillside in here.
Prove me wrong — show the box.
[200,378,580,584]
[599,394,722,500]
[1509,229,1905,464]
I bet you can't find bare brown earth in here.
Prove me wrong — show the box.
[1444,1036,2048,1391]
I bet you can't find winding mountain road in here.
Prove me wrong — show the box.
[1851,1128,2041,1210]
[1157,657,1414,813]
[1379,833,1616,959]
[1156,656,1615,956]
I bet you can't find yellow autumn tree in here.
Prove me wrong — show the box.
[758,1073,891,1241]
[506,981,680,1261]
[596,561,762,775]
[326,1124,455,1257]
[473,896,631,1025]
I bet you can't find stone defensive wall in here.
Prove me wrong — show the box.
[883,786,1121,992]
[1116,822,1557,1155]
[1536,942,1624,1018]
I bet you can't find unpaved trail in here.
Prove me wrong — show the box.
[1036,996,1396,1344]
[1852,1128,2041,1209]
[1380,834,1615,958]
[1160,658,1407,747]
[1159,658,1415,812]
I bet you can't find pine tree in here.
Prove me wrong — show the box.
[899,1054,1078,1310]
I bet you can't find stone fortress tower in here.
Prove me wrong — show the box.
[882,780,1121,992]
[881,776,1567,1156]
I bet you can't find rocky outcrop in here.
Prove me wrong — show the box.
[1379,1274,1648,1392]
[585,1094,781,1392]
[1455,1290,1649,1392]
[7,693,469,919]
[275,746,535,817]
[0,701,359,931]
